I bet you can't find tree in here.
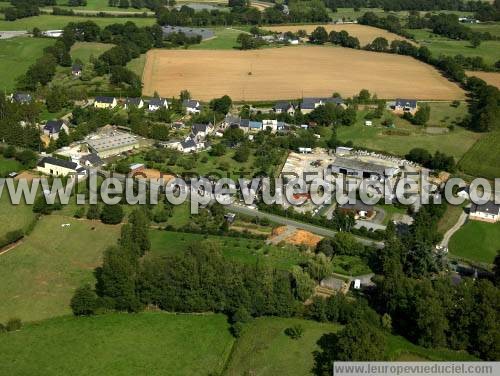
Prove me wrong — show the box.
[494,251,500,287]
[285,324,304,339]
[237,33,259,50]
[209,95,232,114]
[367,37,389,52]
[180,90,191,101]
[310,26,328,44]
[56,128,69,148]
[5,318,22,332]
[412,104,431,125]
[86,204,100,220]
[209,142,226,156]
[100,204,124,224]
[313,320,386,374]
[470,33,482,48]
[70,284,98,316]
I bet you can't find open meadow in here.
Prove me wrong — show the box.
[0,37,55,91]
[0,215,120,322]
[0,185,35,239]
[142,46,465,101]
[0,312,234,376]
[263,23,414,46]
[0,15,155,31]
[406,28,500,67]
[458,131,500,180]
[449,220,500,264]
[70,42,113,64]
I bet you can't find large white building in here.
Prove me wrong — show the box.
[37,156,85,177]
[86,132,139,158]
[470,201,500,223]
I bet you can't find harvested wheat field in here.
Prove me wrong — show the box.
[143,46,465,101]
[262,24,414,46]
[467,71,500,88]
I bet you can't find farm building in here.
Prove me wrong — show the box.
[124,97,144,109]
[182,99,201,114]
[43,120,69,140]
[392,98,418,114]
[94,96,117,109]
[300,97,344,114]
[37,156,85,177]
[328,156,399,179]
[161,26,214,40]
[148,97,169,112]
[469,201,500,223]
[86,132,139,158]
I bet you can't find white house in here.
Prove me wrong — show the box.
[37,156,85,177]
[182,99,202,114]
[191,123,213,141]
[148,97,168,112]
[469,201,500,223]
[392,99,418,115]
[124,97,144,109]
[273,102,295,115]
[94,96,117,109]
[72,64,83,77]
[43,120,69,140]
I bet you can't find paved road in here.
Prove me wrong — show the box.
[228,204,384,249]
[440,210,468,248]
[0,31,29,40]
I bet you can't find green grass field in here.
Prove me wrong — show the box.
[0,15,155,31]
[225,316,476,375]
[46,0,151,12]
[336,108,482,160]
[406,28,500,66]
[458,131,500,180]
[0,37,55,91]
[449,220,500,264]
[225,316,342,376]
[0,156,23,177]
[126,53,147,77]
[469,22,500,38]
[0,215,120,322]
[70,41,113,64]
[150,230,309,270]
[190,27,247,50]
[0,184,36,239]
[0,312,234,376]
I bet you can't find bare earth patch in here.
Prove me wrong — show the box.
[466,70,500,88]
[262,24,414,46]
[143,46,465,101]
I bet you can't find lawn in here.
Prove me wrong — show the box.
[0,15,155,31]
[0,155,23,177]
[437,203,465,236]
[406,28,500,66]
[0,312,234,376]
[469,22,500,38]
[225,316,476,375]
[70,41,113,64]
[0,37,55,91]
[458,130,500,180]
[190,27,247,50]
[0,215,120,322]
[126,52,147,77]
[331,255,372,276]
[49,0,151,12]
[449,220,500,264]
[0,183,36,239]
[225,316,342,376]
[336,109,481,160]
[150,229,309,270]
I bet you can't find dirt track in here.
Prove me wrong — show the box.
[143,46,465,101]
[263,24,414,46]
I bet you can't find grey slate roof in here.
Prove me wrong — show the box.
[80,153,103,166]
[471,201,500,215]
[301,97,343,110]
[72,64,82,73]
[192,123,209,135]
[44,120,65,134]
[330,156,393,176]
[274,102,294,111]
[13,93,32,103]
[162,25,214,40]
[125,97,143,106]
[395,99,417,108]
[182,99,200,109]
[181,137,197,149]
[149,97,167,107]
[37,156,77,170]
[95,96,115,104]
